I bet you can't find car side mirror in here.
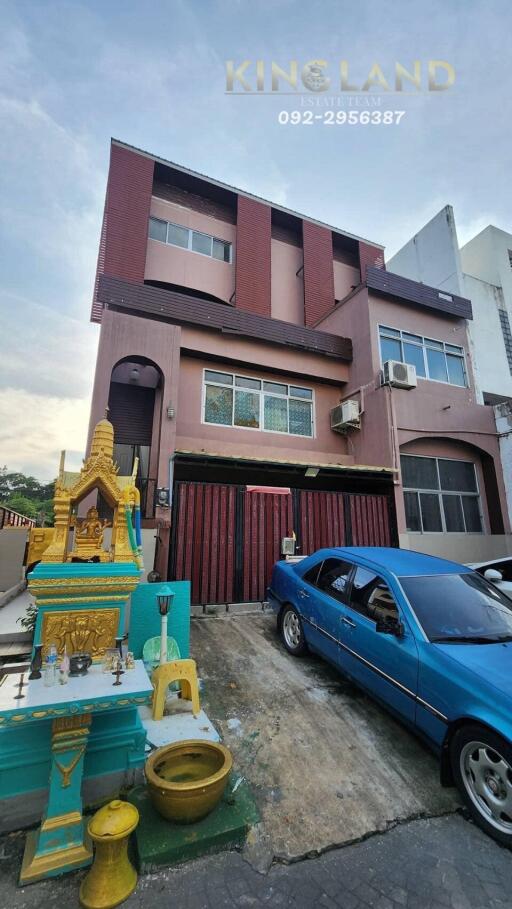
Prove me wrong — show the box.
[376,616,404,637]
[484,568,503,583]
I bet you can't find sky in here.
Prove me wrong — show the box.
[1,0,512,482]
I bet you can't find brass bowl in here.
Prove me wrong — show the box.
[145,740,233,824]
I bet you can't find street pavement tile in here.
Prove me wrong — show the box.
[2,816,512,908]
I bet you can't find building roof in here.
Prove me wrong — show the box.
[98,275,353,361]
[112,138,384,251]
[366,267,473,320]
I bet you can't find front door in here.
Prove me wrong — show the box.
[338,566,419,722]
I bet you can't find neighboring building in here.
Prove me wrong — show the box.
[86,141,511,602]
[389,208,512,528]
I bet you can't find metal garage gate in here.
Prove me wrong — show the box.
[170,481,396,605]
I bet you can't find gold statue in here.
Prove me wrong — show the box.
[69,507,111,562]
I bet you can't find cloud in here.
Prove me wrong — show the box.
[0,387,91,481]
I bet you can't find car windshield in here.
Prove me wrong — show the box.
[399,572,512,643]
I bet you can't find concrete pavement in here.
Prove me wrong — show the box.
[192,613,459,866]
[1,815,510,908]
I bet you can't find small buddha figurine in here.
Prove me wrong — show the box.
[69,506,111,561]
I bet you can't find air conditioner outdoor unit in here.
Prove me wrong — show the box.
[330,399,360,433]
[383,360,417,389]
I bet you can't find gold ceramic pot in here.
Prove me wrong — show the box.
[79,800,139,909]
[145,740,233,823]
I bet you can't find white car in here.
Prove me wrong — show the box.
[468,557,512,597]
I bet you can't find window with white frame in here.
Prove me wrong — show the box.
[148,216,232,263]
[203,370,314,437]
[401,454,483,534]
[379,325,467,387]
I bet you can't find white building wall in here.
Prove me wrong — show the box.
[495,402,512,530]
[388,206,464,295]
[463,275,512,399]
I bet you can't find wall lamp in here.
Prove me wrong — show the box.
[129,366,140,383]
[166,403,175,420]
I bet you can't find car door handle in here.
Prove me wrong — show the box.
[341,616,356,628]
[298,589,309,598]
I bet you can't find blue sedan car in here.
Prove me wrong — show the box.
[268,546,512,848]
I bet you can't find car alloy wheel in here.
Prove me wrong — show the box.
[460,740,512,834]
[280,605,307,656]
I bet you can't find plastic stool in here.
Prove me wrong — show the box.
[152,659,201,720]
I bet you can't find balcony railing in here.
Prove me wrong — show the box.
[0,506,36,529]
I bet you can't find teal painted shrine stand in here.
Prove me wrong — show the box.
[0,663,152,883]
[0,561,153,884]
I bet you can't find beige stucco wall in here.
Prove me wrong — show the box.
[271,239,304,324]
[333,260,360,302]
[145,197,236,304]
[0,528,28,592]
[180,326,350,386]
[175,356,353,467]
[316,287,510,538]
[399,532,512,563]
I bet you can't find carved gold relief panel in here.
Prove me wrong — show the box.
[41,609,120,661]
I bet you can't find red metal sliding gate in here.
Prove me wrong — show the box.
[170,481,396,605]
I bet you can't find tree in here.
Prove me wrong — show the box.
[0,469,55,525]
[4,494,37,519]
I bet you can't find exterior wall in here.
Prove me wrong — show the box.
[358,242,386,280]
[303,221,335,326]
[460,226,502,287]
[387,212,512,406]
[0,529,27,591]
[317,287,511,550]
[92,143,154,322]
[463,275,511,398]
[316,288,393,472]
[180,326,349,385]
[398,532,512,562]
[333,260,360,302]
[175,356,353,467]
[460,227,512,399]
[398,435,490,534]
[367,294,475,389]
[270,238,304,324]
[495,402,512,529]
[145,196,236,304]
[387,206,464,295]
[235,196,271,317]
[86,309,181,496]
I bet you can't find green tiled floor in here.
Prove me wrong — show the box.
[128,779,259,871]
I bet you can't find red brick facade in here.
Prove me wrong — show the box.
[358,241,385,281]
[235,196,272,317]
[303,221,335,326]
[91,144,154,322]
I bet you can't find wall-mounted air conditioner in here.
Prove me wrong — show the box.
[383,360,417,389]
[330,399,360,433]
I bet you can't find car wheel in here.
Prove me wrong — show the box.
[280,604,307,656]
[451,724,512,848]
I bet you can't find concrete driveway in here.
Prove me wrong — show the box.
[192,612,459,868]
